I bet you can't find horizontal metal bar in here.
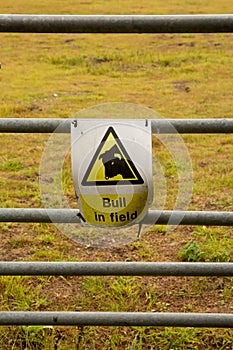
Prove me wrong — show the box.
[151,118,233,134]
[0,209,232,226]
[0,311,233,327]
[1,262,233,276]
[0,14,233,34]
[145,210,233,226]
[0,118,233,134]
[0,118,68,133]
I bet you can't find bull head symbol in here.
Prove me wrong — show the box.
[99,145,133,180]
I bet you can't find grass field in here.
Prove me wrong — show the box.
[0,0,233,349]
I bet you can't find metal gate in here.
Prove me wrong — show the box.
[0,14,233,328]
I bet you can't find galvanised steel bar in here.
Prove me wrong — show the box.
[0,208,80,224]
[145,210,233,226]
[1,262,233,276]
[0,118,68,133]
[0,15,233,34]
[0,118,233,134]
[151,118,233,134]
[0,209,232,226]
[0,311,233,327]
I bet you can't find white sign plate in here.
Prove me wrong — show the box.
[71,120,153,227]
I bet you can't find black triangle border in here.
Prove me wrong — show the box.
[81,126,144,186]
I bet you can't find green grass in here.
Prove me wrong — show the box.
[0,276,49,310]
[0,0,233,348]
[179,227,233,262]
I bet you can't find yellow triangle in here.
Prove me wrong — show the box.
[82,127,144,186]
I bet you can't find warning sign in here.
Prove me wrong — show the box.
[82,127,144,186]
[71,120,153,228]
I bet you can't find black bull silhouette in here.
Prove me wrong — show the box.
[99,145,134,180]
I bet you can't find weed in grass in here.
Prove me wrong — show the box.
[178,240,205,262]
[8,236,30,249]
[1,325,62,350]
[178,226,233,262]
[1,224,10,232]
[33,248,63,261]
[0,276,50,311]
[179,239,233,263]
[2,160,23,171]
[38,233,56,245]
